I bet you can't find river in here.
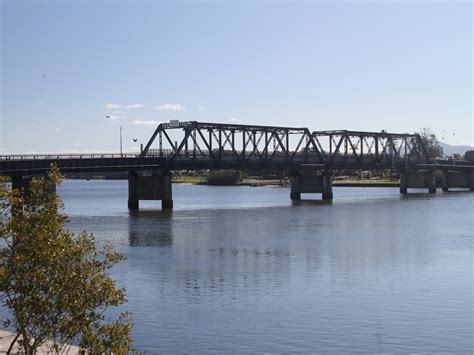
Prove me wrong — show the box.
[6,180,474,353]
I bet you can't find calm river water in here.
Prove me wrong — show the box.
[8,180,474,353]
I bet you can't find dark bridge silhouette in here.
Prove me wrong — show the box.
[1,121,473,209]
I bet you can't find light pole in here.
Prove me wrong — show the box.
[120,126,123,157]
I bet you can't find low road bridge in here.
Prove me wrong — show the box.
[1,121,473,209]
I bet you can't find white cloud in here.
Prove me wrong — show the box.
[4,148,138,155]
[125,103,144,109]
[105,109,128,120]
[131,120,162,126]
[156,103,185,111]
[198,105,207,111]
[230,117,241,123]
[55,127,63,131]
[73,143,83,147]
[52,148,122,154]
[106,103,122,109]
[124,145,139,151]
[106,103,144,110]
[105,114,122,121]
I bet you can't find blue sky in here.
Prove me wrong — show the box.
[1,1,472,153]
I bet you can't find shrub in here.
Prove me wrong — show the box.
[0,167,136,354]
[206,170,241,185]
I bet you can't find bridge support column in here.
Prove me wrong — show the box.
[441,171,448,192]
[322,173,333,200]
[128,170,173,210]
[442,170,474,192]
[428,170,437,194]
[400,171,407,194]
[11,175,32,193]
[128,171,139,210]
[161,174,173,209]
[400,170,436,194]
[9,175,56,206]
[290,184,301,200]
[290,171,333,201]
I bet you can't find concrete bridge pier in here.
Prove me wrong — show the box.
[9,174,56,204]
[442,171,474,192]
[400,170,436,194]
[290,171,333,200]
[10,175,33,192]
[128,170,173,210]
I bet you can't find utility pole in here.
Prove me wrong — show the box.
[120,127,123,157]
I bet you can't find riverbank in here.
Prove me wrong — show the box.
[235,178,400,187]
[3,175,400,187]
[172,176,206,184]
[332,179,399,187]
[0,330,79,354]
[171,177,399,187]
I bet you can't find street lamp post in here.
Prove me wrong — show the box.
[120,127,123,157]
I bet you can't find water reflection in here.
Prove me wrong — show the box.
[291,198,333,207]
[128,209,174,247]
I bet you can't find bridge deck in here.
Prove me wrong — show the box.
[0,154,472,176]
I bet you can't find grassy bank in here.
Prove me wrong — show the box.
[172,176,206,184]
[2,175,399,187]
[333,179,399,186]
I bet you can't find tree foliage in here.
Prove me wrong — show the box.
[206,170,241,185]
[449,153,463,160]
[464,150,474,162]
[0,167,135,354]
[417,128,444,159]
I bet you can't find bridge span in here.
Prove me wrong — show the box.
[1,121,473,209]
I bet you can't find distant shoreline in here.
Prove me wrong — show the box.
[332,181,399,188]
[234,179,399,188]
[2,176,400,188]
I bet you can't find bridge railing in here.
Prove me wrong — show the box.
[1,150,441,168]
[144,148,422,167]
[0,153,143,161]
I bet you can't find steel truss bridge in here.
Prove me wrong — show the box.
[1,121,471,173]
[141,122,433,170]
[1,121,473,208]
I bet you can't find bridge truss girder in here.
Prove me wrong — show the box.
[140,121,323,166]
[140,122,431,170]
[312,130,432,168]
